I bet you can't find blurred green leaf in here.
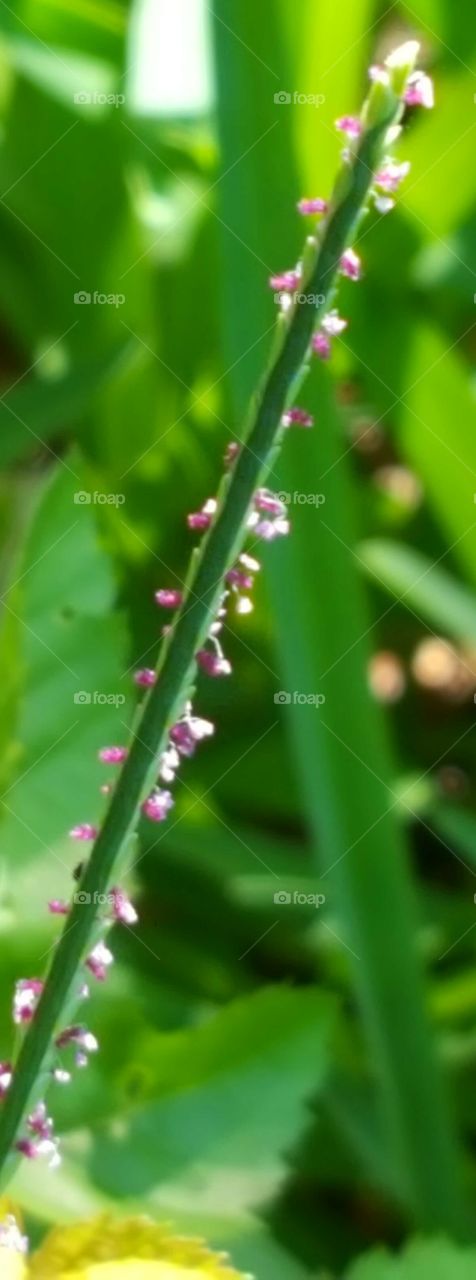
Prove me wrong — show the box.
[345,1237,476,1280]
[0,460,132,868]
[359,538,476,643]
[90,985,335,1207]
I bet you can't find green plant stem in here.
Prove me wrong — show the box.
[0,100,401,1182]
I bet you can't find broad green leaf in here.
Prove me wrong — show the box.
[0,461,132,870]
[90,986,335,1208]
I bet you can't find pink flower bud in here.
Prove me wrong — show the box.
[196,650,232,677]
[405,71,434,108]
[86,940,114,982]
[142,788,174,822]
[282,409,314,429]
[340,248,361,280]
[134,668,157,687]
[187,498,217,532]
[312,332,331,359]
[269,270,301,293]
[69,824,98,842]
[98,746,128,764]
[335,115,362,138]
[110,887,138,926]
[13,979,43,1025]
[297,197,328,215]
[154,589,183,609]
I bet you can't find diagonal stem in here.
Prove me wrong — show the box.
[0,89,405,1181]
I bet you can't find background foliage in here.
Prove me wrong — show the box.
[0,1,476,1275]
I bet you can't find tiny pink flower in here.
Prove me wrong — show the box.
[254,489,287,517]
[253,516,290,541]
[110,886,138,926]
[297,197,328,216]
[13,979,43,1025]
[340,248,361,280]
[56,1025,98,1063]
[188,511,211,531]
[269,270,301,293]
[69,823,98,842]
[155,589,183,609]
[48,900,69,915]
[98,746,128,764]
[405,71,434,109]
[16,1102,60,1166]
[226,569,254,590]
[282,408,314,429]
[322,309,348,336]
[86,939,114,982]
[134,668,157,687]
[0,1062,12,1098]
[335,115,362,138]
[28,1101,53,1140]
[375,160,410,193]
[16,1135,60,1168]
[188,498,217,532]
[142,788,174,822]
[196,649,232,677]
[170,713,214,757]
[312,332,331,359]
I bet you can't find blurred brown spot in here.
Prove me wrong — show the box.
[368,650,406,703]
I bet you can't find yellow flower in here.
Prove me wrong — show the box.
[0,1215,250,1280]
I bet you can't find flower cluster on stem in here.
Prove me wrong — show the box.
[0,38,432,1190]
